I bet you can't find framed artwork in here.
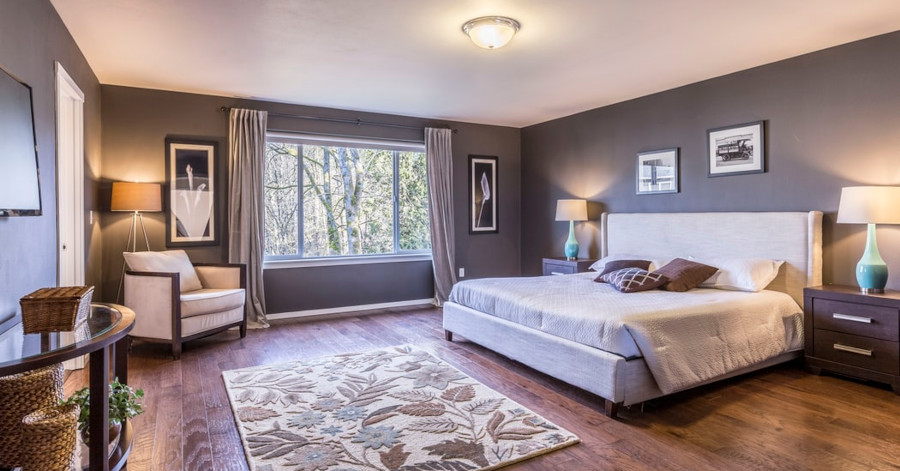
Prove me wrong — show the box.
[636,148,679,195]
[707,120,765,177]
[468,155,498,234]
[165,138,218,246]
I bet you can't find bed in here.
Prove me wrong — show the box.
[443,211,823,418]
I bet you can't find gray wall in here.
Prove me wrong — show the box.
[0,0,102,330]
[100,86,521,312]
[521,31,900,290]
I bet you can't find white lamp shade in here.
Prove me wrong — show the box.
[836,186,900,224]
[462,16,520,49]
[111,182,162,212]
[555,199,588,221]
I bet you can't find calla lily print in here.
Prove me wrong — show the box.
[469,155,498,234]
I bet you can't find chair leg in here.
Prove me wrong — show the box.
[240,319,247,339]
[172,340,182,360]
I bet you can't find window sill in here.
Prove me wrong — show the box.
[264,253,432,270]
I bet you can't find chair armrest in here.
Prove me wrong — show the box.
[124,270,181,341]
[193,263,246,289]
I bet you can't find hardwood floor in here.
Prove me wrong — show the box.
[65,306,900,470]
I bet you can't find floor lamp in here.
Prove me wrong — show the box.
[112,182,162,303]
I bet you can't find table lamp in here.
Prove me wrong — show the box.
[836,186,900,294]
[111,182,162,302]
[555,199,588,260]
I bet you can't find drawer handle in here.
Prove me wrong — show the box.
[833,343,873,357]
[832,313,872,324]
[550,271,565,276]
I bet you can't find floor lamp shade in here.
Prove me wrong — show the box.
[837,186,900,293]
[555,199,588,260]
[111,182,162,212]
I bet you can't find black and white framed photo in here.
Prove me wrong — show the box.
[468,155,498,234]
[165,138,218,246]
[636,148,679,195]
[706,121,765,177]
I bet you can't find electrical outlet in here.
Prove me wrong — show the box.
[459,267,465,278]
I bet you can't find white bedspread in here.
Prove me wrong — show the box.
[448,272,803,394]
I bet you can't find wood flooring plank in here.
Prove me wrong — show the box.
[182,392,213,470]
[63,306,900,471]
[207,406,249,471]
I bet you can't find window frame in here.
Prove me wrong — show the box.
[263,132,432,266]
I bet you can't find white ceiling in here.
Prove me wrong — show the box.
[51,0,900,128]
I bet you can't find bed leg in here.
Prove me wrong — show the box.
[444,330,453,342]
[604,400,620,419]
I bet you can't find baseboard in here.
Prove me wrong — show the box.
[267,298,435,320]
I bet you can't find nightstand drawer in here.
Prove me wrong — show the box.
[813,329,899,375]
[543,263,576,276]
[812,298,899,341]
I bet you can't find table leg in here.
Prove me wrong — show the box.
[111,337,129,385]
[89,346,110,471]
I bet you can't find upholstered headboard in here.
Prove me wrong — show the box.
[600,212,823,306]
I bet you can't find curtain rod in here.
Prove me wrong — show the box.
[219,106,457,134]
[267,128,426,145]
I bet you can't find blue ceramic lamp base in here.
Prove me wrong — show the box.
[564,220,579,260]
[857,223,888,294]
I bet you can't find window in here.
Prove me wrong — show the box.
[264,133,431,260]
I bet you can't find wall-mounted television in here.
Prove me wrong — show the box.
[0,64,41,217]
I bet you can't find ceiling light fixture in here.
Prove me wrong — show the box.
[462,16,521,49]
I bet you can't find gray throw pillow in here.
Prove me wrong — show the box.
[599,267,668,293]
[594,259,652,282]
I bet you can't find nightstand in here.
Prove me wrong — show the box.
[803,285,900,393]
[542,257,597,276]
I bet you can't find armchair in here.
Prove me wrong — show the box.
[123,250,247,359]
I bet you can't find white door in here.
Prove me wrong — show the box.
[56,62,85,287]
[56,63,86,370]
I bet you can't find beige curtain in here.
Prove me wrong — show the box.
[425,128,457,305]
[228,108,269,327]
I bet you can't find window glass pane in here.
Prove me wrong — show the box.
[302,145,395,257]
[399,151,431,251]
[264,142,299,256]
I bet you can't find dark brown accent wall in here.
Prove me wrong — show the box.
[0,0,102,330]
[100,86,521,312]
[521,31,900,290]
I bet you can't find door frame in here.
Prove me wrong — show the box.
[55,62,85,286]
[55,62,86,370]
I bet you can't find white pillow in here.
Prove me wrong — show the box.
[589,254,672,273]
[696,257,785,292]
[123,250,203,292]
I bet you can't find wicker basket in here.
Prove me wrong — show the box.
[21,403,80,471]
[0,363,64,468]
[20,286,94,333]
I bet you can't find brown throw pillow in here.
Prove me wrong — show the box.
[653,258,719,292]
[594,259,652,282]
[599,267,668,293]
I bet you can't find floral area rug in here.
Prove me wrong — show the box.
[222,345,580,471]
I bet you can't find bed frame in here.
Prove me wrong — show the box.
[444,211,823,418]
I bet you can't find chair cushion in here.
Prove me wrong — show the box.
[180,288,245,319]
[123,250,203,292]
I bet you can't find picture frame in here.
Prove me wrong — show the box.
[165,138,218,246]
[636,148,679,195]
[468,155,498,234]
[707,120,765,177]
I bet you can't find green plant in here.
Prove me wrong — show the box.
[61,377,144,442]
